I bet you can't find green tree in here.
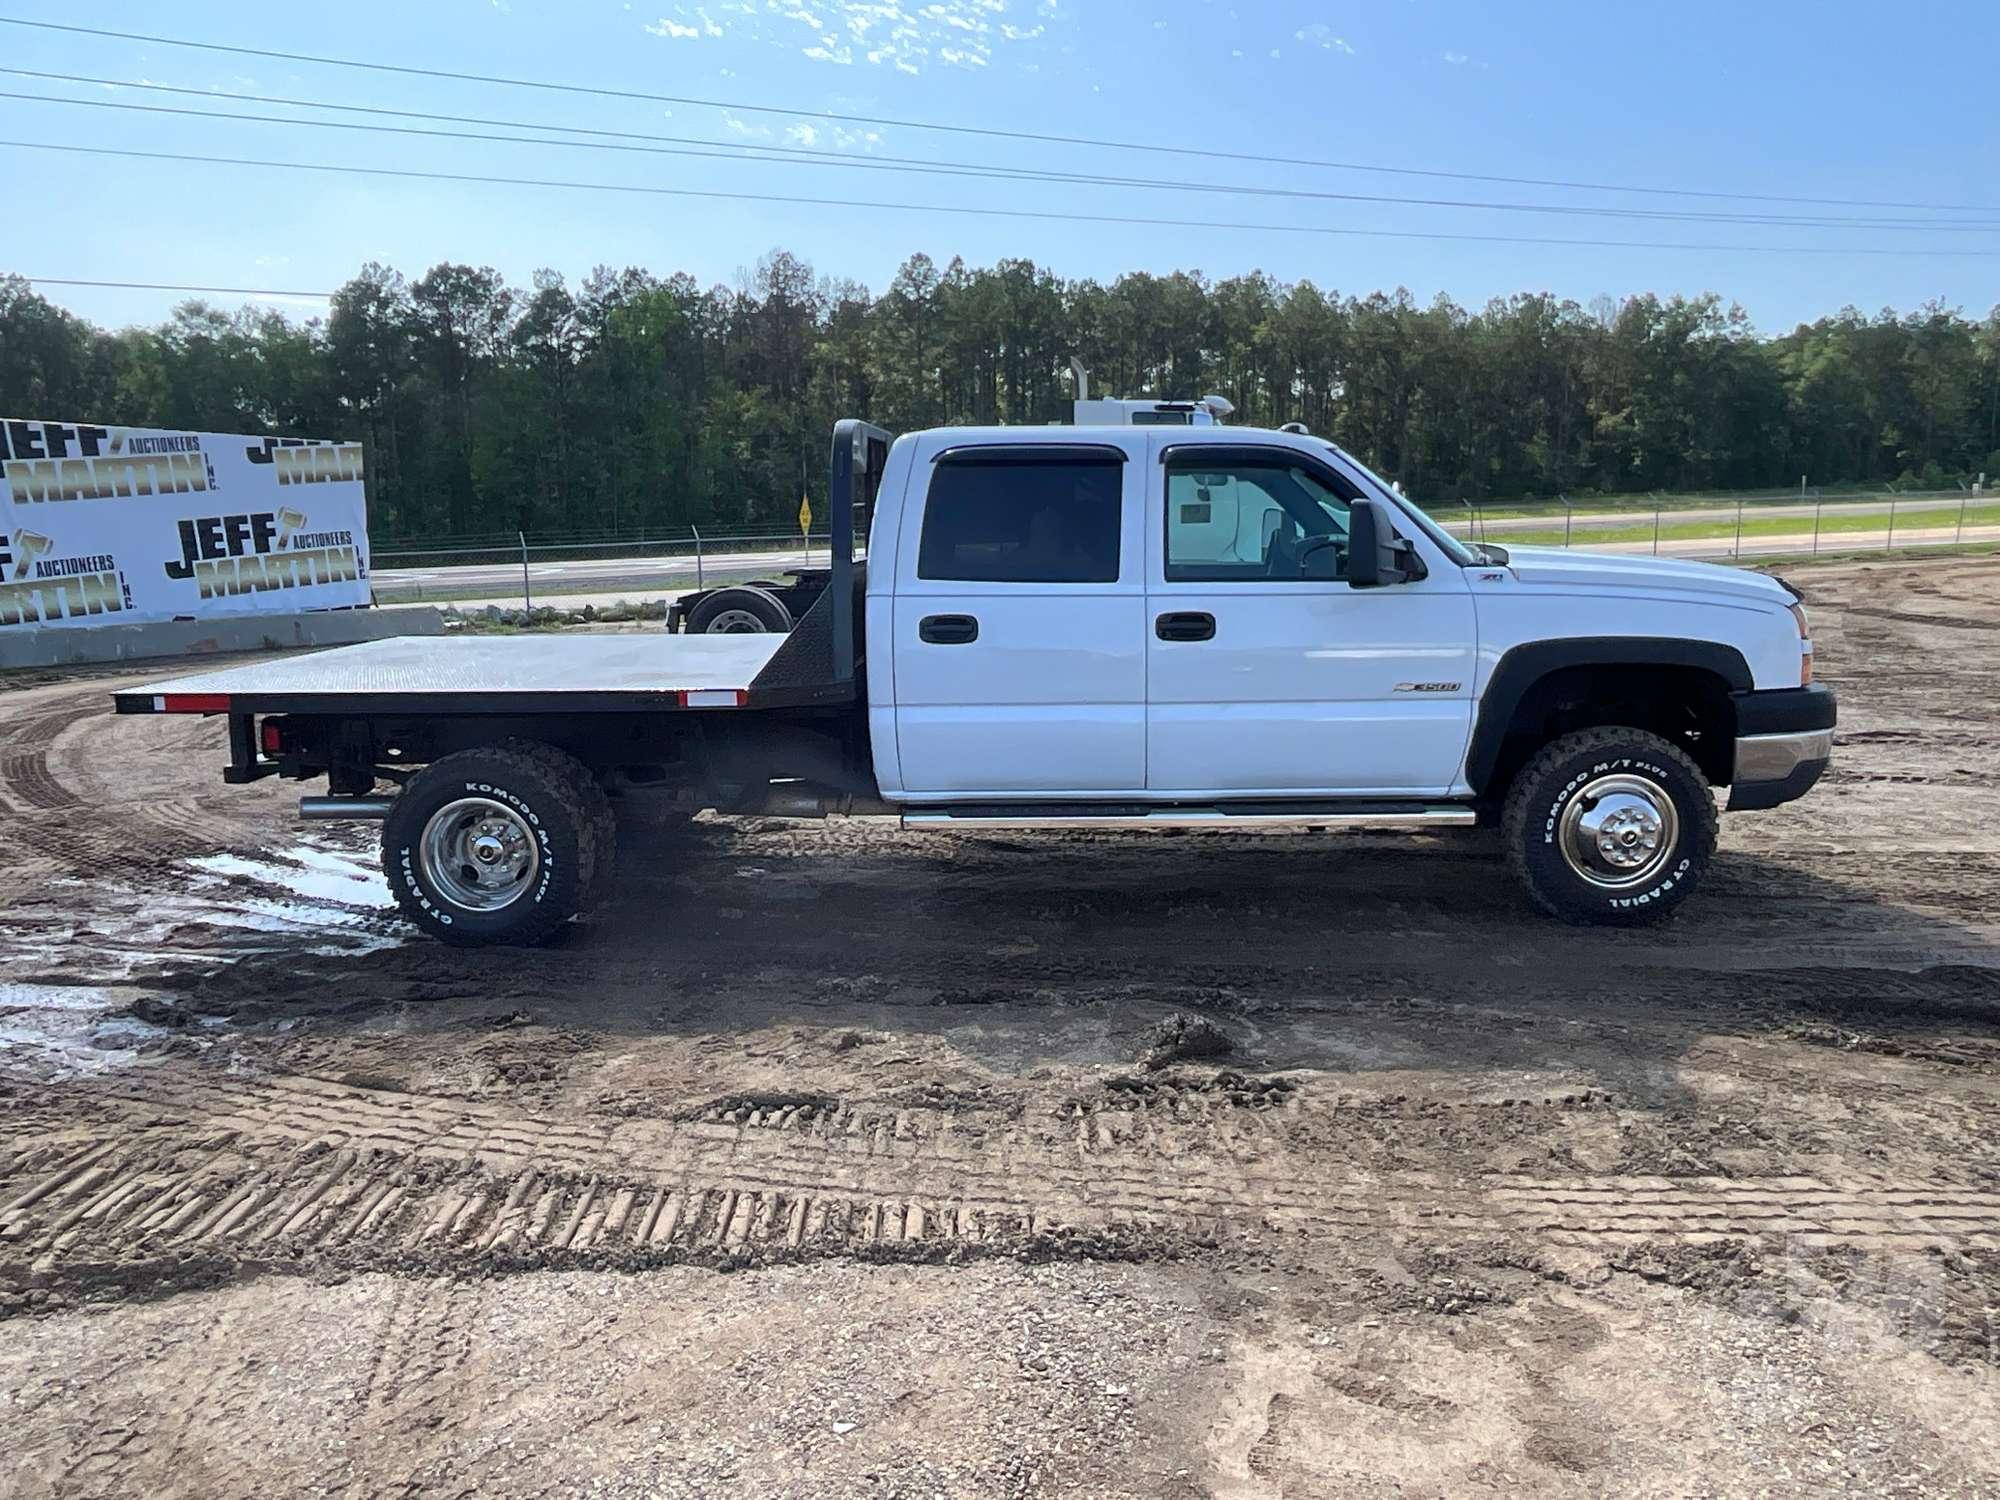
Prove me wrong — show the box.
[5,256,1996,542]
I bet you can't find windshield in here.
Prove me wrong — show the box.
[1323,443,1478,567]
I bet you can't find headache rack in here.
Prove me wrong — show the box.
[681,416,890,699]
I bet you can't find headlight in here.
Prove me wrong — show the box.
[1790,603,1812,685]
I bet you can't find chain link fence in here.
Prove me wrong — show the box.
[368,489,1997,613]
[1436,486,1996,560]
[372,527,841,610]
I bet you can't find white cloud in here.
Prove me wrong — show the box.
[645,5,725,38]
[643,0,1057,74]
[1294,22,1353,54]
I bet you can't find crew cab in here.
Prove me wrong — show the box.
[116,419,1834,945]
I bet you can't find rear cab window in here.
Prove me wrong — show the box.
[916,448,1126,584]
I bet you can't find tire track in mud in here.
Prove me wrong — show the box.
[1840,604,2000,634]
[0,684,273,882]
[3,1078,1995,1289]
[361,1279,473,1423]
[0,707,87,813]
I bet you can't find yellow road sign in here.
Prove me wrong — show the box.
[798,495,813,535]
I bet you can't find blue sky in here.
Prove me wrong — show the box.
[4,0,1997,332]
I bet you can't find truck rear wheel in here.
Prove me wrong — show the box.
[383,741,608,946]
[686,586,792,634]
[1501,727,1718,925]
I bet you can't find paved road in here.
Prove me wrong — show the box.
[1454,492,1973,538]
[1561,518,2000,562]
[376,545,826,603]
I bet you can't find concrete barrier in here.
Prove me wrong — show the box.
[0,607,446,670]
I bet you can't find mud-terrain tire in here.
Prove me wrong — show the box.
[383,741,608,946]
[548,749,616,904]
[1501,727,1718,926]
[580,780,619,904]
[687,586,792,634]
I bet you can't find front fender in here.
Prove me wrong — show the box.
[1464,637,1752,794]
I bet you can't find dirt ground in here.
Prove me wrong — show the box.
[2,554,1997,1498]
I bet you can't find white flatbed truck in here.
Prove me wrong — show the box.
[118,419,1835,944]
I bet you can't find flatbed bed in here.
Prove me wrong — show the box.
[111,633,812,717]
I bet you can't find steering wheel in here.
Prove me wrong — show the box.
[1296,533,1347,579]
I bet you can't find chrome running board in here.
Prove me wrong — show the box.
[901,804,1477,832]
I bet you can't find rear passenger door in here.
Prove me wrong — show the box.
[890,438,1146,796]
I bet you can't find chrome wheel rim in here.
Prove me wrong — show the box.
[1557,773,1678,890]
[420,797,539,912]
[705,608,769,633]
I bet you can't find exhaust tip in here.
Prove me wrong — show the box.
[299,796,396,822]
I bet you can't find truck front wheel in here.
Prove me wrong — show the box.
[383,741,609,946]
[1501,727,1719,925]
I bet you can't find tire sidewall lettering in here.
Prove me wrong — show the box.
[1541,755,1678,847]
[1519,736,1709,919]
[1606,856,1694,911]
[396,843,454,925]
[397,773,569,930]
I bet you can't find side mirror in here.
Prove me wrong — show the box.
[1345,498,1424,587]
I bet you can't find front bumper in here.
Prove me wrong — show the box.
[1727,683,1836,811]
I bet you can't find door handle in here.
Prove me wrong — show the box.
[1155,611,1216,642]
[919,613,979,645]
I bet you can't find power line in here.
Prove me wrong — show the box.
[9,138,2000,258]
[4,15,1992,216]
[16,276,332,297]
[17,69,1993,232]
[8,82,1990,232]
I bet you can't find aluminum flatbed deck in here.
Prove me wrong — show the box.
[110,632,838,716]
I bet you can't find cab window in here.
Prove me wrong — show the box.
[1165,457,1355,582]
[919,456,1122,583]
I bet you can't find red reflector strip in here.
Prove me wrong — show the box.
[260,720,284,754]
[159,693,231,714]
[678,689,747,708]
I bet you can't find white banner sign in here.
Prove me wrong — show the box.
[0,417,370,630]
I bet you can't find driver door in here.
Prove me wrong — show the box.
[1143,440,1477,796]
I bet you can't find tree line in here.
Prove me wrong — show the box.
[4,255,1998,543]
